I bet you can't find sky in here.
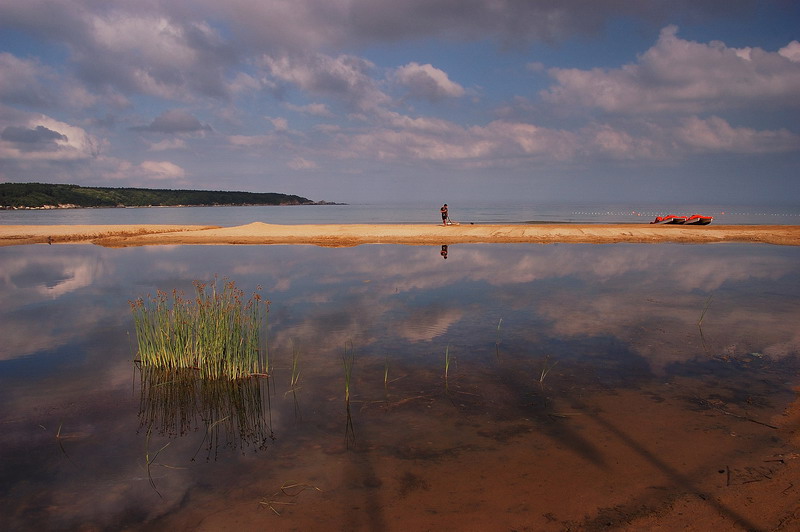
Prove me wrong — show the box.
[1,0,799,205]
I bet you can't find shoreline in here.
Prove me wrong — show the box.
[2,222,800,247]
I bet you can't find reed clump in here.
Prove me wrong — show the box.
[130,278,268,380]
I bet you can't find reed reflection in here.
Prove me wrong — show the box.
[136,366,274,461]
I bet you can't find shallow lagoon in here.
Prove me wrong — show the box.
[1,243,799,530]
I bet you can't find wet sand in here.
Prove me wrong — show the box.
[149,369,800,532]
[2,222,800,246]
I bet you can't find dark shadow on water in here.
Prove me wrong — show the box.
[491,358,609,468]
[482,333,661,468]
[577,404,761,531]
[342,411,387,531]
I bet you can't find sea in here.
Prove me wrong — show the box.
[1,201,799,225]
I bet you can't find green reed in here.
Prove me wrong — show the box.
[342,341,355,404]
[495,317,503,357]
[290,340,301,389]
[539,354,558,386]
[130,278,268,380]
[698,294,713,327]
[342,342,356,446]
[444,344,453,380]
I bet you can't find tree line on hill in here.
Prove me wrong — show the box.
[0,183,319,209]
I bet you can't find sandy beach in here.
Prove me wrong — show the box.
[1,222,799,247]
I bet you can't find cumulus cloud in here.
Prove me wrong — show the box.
[136,109,211,133]
[1,125,66,145]
[331,111,577,162]
[102,158,186,182]
[542,26,800,114]
[259,52,390,111]
[328,110,798,165]
[140,160,186,179]
[0,1,770,109]
[32,9,235,102]
[779,40,800,62]
[0,51,128,111]
[0,114,103,161]
[672,115,799,154]
[268,116,289,131]
[579,116,800,160]
[393,62,465,101]
[284,102,334,117]
[185,0,757,50]
[148,138,188,151]
[287,156,318,170]
[0,53,55,107]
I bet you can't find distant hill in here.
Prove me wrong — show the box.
[0,183,322,209]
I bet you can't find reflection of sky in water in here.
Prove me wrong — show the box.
[0,243,799,528]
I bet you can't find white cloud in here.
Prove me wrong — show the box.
[139,160,186,180]
[227,134,276,148]
[0,114,104,161]
[64,11,234,101]
[138,109,211,133]
[779,40,800,62]
[542,26,800,114]
[101,158,186,182]
[188,0,752,51]
[228,72,264,94]
[672,115,799,154]
[89,15,194,64]
[268,117,289,131]
[148,138,188,151]
[393,62,465,101]
[259,52,390,111]
[288,156,318,170]
[0,53,55,107]
[285,102,334,117]
[583,123,661,160]
[581,116,800,159]
[0,52,128,111]
[328,111,798,165]
[331,111,577,162]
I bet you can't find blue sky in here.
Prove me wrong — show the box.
[1,0,798,205]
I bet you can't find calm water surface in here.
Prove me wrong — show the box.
[2,202,799,225]
[1,243,799,530]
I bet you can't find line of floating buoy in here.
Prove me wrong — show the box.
[571,211,799,217]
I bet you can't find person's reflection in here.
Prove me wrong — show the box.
[440,245,448,259]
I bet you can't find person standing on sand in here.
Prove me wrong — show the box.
[441,204,448,226]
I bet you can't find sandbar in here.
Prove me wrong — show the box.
[1,222,799,247]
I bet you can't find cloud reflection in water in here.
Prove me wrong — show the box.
[0,242,798,529]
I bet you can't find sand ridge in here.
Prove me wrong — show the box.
[1,222,799,247]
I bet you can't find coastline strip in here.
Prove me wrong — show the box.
[2,223,800,247]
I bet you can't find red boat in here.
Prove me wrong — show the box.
[650,214,687,224]
[684,214,713,225]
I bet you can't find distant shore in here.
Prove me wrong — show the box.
[0,200,342,210]
[2,222,799,247]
